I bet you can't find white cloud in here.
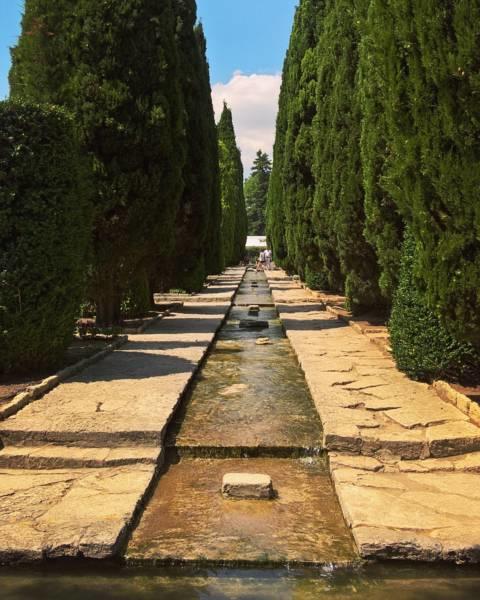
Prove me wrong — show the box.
[212,72,281,175]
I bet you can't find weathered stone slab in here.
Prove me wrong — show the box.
[222,472,273,499]
[329,454,384,473]
[0,445,160,469]
[386,403,468,429]
[0,465,155,564]
[332,466,480,563]
[361,428,427,460]
[427,422,480,457]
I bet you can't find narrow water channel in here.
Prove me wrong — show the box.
[127,270,355,565]
[2,271,480,598]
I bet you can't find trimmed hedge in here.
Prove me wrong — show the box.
[0,102,91,374]
[389,232,478,382]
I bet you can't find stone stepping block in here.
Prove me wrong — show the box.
[222,472,273,499]
[256,337,272,346]
[248,305,261,315]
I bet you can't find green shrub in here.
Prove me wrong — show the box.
[0,101,91,374]
[121,268,151,320]
[304,265,329,291]
[389,232,478,382]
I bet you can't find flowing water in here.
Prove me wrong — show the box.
[2,271,480,597]
[2,564,480,599]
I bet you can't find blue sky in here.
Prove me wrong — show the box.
[197,0,297,83]
[0,0,298,170]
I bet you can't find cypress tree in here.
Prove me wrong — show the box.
[314,0,382,312]
[358,0,404,302]
[169,3,223,291]
[266,56,290,267]
[217,103,247,266]
[402,1,480,344]
[10,0,186,324]
[267,0,326,278]
[282,0,325,279]
[365,1,480,343]
[244,150,271,235]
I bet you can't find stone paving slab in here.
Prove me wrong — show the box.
[0,464,155,563]
[155,269,243,304]
[0,302,239,448]
[265,269,480,562]
[329,456,480,563]
[0,445,160,469]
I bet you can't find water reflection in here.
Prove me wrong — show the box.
[2,565,480,600]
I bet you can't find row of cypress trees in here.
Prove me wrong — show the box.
[1,0,246,374]
[267,0,480,381]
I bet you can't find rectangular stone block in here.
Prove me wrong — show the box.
[222,472,273,499]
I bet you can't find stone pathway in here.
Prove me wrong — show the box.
[0,268,245,563]
[265,269,480,563]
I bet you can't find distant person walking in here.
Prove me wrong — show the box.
[265,249,273,270]
[256,250,266,271]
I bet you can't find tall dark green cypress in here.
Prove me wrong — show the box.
[402,1,480,344]
[364,1,480,343]
[10,0,186,324]
[282,0,325,279]
[244,150,271,235]
[217,103,247,266]
[314,0,382,312]
[196,25,224,277]
[170,3,223,291]
[358,0,404,302]
[266,56,290,267]
[267,0,326,277]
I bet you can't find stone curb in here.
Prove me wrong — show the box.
[433,381,480,427]
[0,335,128,422]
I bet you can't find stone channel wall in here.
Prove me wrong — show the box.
[266,269,480,563]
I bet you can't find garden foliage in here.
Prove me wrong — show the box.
[217,104,248,266]
[389,232,478,382]
[268,0,480,379]
[10,0,224,323]
[0,102,91,374]
[244,150,271,236]
[170,5,223,291]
